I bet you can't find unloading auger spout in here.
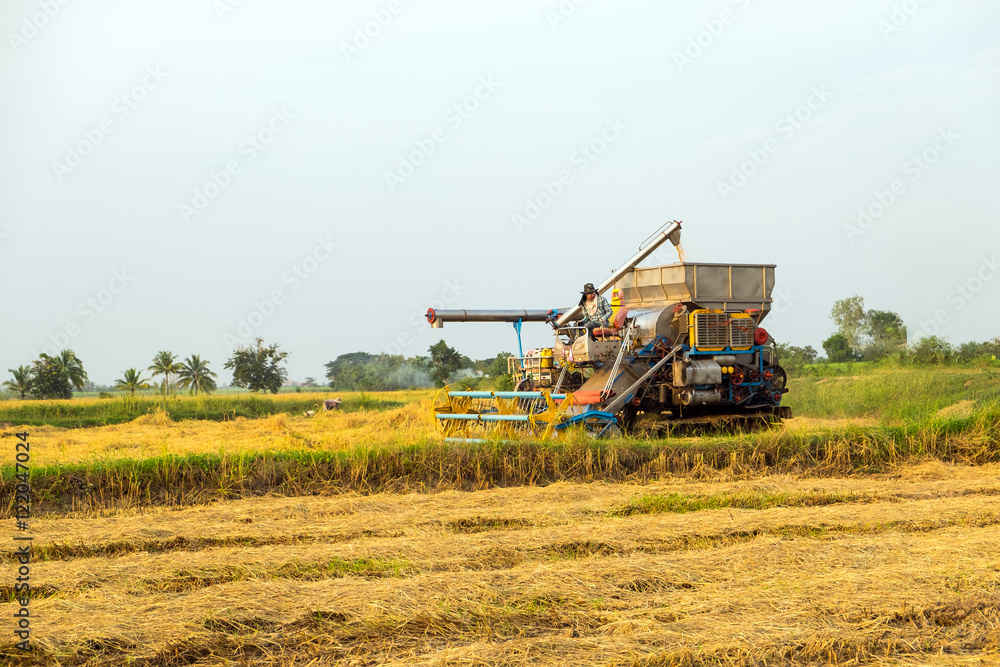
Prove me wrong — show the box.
[555,220,682,328]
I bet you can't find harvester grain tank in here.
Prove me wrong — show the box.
[426,221,790,439]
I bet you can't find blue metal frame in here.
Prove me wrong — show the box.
[555,411,618,437]
[605,342,782,408]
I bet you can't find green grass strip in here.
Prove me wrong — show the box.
[0,394,403,428]
[612,490,877,516]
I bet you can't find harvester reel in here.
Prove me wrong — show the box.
[432,383,473,438]
[432,385,583,441]
[528,391,573,440]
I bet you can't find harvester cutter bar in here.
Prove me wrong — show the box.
[436,413,531,422]
[448,391,568,400]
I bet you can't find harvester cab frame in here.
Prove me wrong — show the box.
[425,220,791,440]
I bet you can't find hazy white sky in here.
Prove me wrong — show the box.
[1,0,997,385]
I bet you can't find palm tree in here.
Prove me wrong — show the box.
[114,368,150,395]
[54,350,87,392]
[3,366,33,399]
[148,351,183,395]
[176,355,218,395]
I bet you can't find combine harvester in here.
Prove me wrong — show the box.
[426,221,791,440]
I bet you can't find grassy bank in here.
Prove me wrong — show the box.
[4,402,998,514]
[784,366,1000,422]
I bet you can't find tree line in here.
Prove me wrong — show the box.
[323,341,513,391]
[777,294,999,373]
[3,350,88,400]
[2,338,511,400]
[3,338,290,400]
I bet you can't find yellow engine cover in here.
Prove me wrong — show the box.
[689,310,754,351]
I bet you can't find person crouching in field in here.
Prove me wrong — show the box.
[305,397,342,416]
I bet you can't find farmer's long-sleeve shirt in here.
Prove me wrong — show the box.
[581,295,612,326]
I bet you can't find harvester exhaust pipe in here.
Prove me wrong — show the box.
[555,220,682,328]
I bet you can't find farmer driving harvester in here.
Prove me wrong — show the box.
[579,282,612,340]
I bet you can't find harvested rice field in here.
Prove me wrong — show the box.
[3,460,1000,665]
